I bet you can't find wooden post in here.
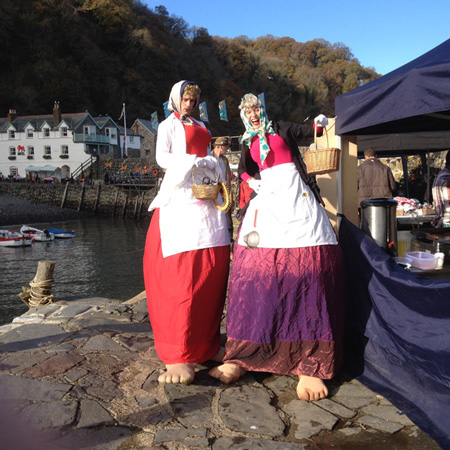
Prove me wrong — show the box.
[133,196,139,219]
[93,184,101,212]
[78,183,85,211]
[112,188,119,218]
[19,261,56,308]
[137,196,144,220]
[122,194,128,217]
[60,181,69,208]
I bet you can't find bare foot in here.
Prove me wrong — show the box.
[296,375,328,401]
[158,363,195,385]
[209,347,225,363]
[208,363,247,384]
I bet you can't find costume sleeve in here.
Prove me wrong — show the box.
[156,118,195,171]
[155,117,196,192]
[279,121,322,140]
[238,141,260,182]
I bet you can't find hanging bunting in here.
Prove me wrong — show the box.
[151,111,159,130]
[258,93,266,112]
[163,101,170,119]
[199,102,209,121]
[219,100,228,121]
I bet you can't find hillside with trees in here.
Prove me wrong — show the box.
[0,0,379,138]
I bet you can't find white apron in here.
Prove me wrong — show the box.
[237,163,337,249]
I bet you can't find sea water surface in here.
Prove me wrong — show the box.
[0,216,150,326]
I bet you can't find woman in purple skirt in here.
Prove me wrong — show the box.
[209,94,345,401]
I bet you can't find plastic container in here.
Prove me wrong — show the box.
[404,251,437,270]
[393,256,412,269]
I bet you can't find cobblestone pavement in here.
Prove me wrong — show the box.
[0,294,442,450]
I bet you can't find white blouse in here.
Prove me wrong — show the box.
[149,114,230,257]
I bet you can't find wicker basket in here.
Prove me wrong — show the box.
[192,166,220,200]
[304,127,341,175]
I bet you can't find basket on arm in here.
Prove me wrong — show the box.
[304,126,341,175]
[191,166,230,211]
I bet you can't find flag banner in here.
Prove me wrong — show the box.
[163,101,170,118]
[258,93,266,112]
[219,100,228,121]
[199,102,209,122]
[151,111,159,130]
[118,104,125,121]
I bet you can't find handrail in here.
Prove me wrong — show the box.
[72,157,96,179]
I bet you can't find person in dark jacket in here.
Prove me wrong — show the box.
[209,94,346,402]
[357,147,397,207]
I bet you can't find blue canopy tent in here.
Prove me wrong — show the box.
[336,38,450,136]
[335,40,450,449]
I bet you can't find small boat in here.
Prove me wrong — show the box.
[20,225,55,242]
[0,229,33,247]
[48,227,75,239]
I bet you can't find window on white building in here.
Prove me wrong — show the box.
[28,146,34,156]
[44,146,51,155]
[105,128,110,137]
[27,129,34,138]
[9,147,16,156]
[130,136,134,143]
[61,127,68,137]
[61,145,69,155]
[44,128,50,137]
[9,130,15,139]
[10,167,18,176]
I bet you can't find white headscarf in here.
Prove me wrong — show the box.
[167,80,198,118]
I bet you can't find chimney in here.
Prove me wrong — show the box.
[53,101,61,125]
[7,109,17,123]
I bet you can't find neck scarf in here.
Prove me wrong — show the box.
[240,103,276,166]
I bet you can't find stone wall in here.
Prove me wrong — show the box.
[0,182,158,220]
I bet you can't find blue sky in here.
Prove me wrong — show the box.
[143,0,450,76]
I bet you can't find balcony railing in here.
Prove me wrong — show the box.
[74,134,111,144]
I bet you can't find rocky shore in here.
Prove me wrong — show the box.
[0,191,96,227]
[0,293,441,450]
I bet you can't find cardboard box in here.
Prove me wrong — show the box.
[422,208,436,215]
[396,209,404,216]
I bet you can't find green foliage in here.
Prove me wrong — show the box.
[0,0,380,137]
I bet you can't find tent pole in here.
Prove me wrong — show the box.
[401,156,409,198]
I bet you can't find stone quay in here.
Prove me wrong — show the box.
[0,293,441,450]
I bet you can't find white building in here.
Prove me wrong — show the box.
[0,103,132,181]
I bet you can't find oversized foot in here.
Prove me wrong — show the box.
[296,375,328,401]
[209,347,225,363]
[208,363,247,384]
[158,363,195,385]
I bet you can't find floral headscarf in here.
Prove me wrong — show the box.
[240,95,276,166]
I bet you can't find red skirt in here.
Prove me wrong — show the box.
[143,209,230,364]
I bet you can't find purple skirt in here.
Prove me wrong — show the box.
[224,243,346,378]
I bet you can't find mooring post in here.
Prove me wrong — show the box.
[61,181,69,208]
[19,260,56,308]
[93,183,101,212]
[112,188,119,218]
[78,183,85,211]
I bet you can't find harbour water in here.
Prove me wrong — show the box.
[0,216,151,326]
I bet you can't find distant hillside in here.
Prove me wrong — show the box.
[0,0,379,137]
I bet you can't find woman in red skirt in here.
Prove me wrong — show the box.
[143,81,231,384]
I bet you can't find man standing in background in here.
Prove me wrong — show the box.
[357,147,397,207]
[212,137,234,241]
